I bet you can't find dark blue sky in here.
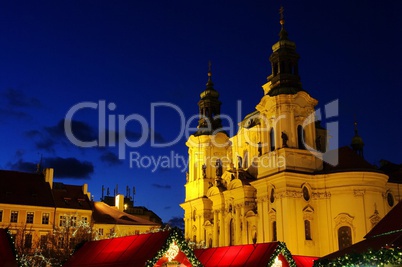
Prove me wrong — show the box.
[1,1,401,222]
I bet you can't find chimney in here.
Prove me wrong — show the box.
[43,168,54,189]
[82,183,91,200]
[115,194,124,211]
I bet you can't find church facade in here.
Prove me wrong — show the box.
[180,14,401,257]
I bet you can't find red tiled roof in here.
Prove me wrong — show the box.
[0,170,54,207]
[92,202,160,226]
[0,229,18,267]
[52,182,92,210]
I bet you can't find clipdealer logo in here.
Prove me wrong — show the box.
[64,99,339,171]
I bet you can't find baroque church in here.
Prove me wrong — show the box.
[180,12,401,257]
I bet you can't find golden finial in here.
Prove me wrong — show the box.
[208,60,212,78]
[279,6,285,26]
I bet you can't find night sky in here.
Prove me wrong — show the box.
[1,1,401,223]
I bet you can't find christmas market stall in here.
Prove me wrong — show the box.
[63,228,202,267]
[314,201,402,266]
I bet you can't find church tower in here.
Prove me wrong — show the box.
[182,7,397,258]
[252,7,322,177]
[180,65,230,245]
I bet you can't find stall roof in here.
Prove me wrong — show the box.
[194,242,297,267]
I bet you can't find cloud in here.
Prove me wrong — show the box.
[99,151,122,166]
[2,88,41,108]
[151,183,171,189]
[43,157,94,179]
[21,119,96,153]
[0,89,42,121]
[8,159,38,173]
[46,119,96,143]
[0,108,31,121]
[24,130,55,152]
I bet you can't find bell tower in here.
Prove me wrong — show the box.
[266,6,302,97]
[255,7,322,175]
[195,62,223,136]
[180,65,230,244]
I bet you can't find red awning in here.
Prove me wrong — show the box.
[64,231,170,267]
[194,242,294,267]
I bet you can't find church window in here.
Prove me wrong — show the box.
[192,210,196,221]
[297,125,306,149]
[270,128,275,151]
[272,221,277,241]
[270,188,275,203]
[387,191,394,207]
[304,220,312,240]
[338,226,352,250]
[302,186,310,201]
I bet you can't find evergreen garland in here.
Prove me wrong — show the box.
[5,228,20,267]
[266,241,297,267]
[146,227,203,267]
[313,247,402,267]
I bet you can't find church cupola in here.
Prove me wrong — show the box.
[266,7,302,96]
[195,63,223,136]
[351,120,364,157]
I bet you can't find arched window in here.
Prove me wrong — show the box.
[297,125,306,149]
[229,219,235,246]
[338,226,352,250]
[272,221,277,241]
[270,128,275,151]
[304,220,312,240]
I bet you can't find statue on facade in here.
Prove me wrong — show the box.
[216,159,222,177]
[258,142,262,156]
[237,155,242,169]
[202,163,207,178]
[281,132,288,148]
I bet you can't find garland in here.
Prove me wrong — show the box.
[314,247,402,267]
[146,227,203,267]
[266,241,297,267]
[5,228,20,266]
